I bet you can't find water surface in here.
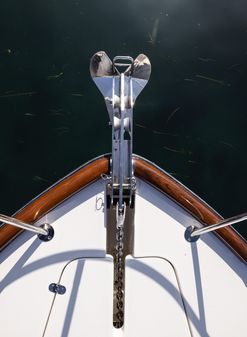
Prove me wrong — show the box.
[0,0,246,238]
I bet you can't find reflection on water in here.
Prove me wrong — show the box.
[0,0,246,237]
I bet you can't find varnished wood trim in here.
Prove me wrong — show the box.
[0,156,109,250]
[0,154,246,262]
[134,156,247,262]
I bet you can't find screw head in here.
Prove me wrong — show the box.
[38,224,55,242]
[184,226,200,242]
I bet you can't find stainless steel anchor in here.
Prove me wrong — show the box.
[90,51,151,212]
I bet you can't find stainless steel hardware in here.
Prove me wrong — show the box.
[185,212,247,242]
[0,214,54,241]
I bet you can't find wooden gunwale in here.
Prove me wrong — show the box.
[0,156,109,250]
[0,155,246,261]
[134,156,247,262]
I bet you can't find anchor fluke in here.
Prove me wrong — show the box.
[90,51,151,113]
[90,51,113,78]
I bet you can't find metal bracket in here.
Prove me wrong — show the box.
[106,184,135,329]
[49,283,66,295]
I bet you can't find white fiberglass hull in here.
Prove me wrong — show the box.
[0,158,246,337]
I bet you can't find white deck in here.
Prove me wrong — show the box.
[0,178,246,336]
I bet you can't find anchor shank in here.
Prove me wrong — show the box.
[90,51,151,207]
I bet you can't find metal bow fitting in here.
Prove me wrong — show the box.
[90,51,151,213]
[0,214,54,242]
[185,212,247,242]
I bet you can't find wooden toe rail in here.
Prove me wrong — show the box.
[0,155,246,261]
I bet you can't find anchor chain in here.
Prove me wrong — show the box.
[113,203,126,328]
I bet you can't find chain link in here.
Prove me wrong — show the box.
[113,203,126,328]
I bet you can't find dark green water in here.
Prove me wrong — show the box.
[0,0,246,238]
